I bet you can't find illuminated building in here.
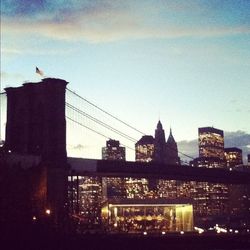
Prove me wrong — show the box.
[224,147,243,168]
[194,127,226,168]
[124,178,149,199]
[102,139,125,161]
[101,199,193,233]
[135,135,154,162]
[68,176,102,226]
[102,140,126,200]
[190,157,226,168]
[198,127,225,160]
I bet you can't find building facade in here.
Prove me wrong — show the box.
[102,139,126,161]
[135,135,154,162]
[224,147,243,168]
[198,127,224,160]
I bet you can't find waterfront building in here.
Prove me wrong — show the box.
[101,199,194,233]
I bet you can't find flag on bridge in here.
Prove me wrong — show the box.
[36,67,44,77]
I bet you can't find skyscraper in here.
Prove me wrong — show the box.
[192,127,226,168]
[154,120,167,164]
[153,121,179,165]
[224,147,243,168]
[198,127,224,160]
[166,128,180,165]
[102,139,125,161]
[135,135,154,162]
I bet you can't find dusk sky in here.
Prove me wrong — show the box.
[1,0,250,160]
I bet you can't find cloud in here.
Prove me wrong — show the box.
[178,131,250,164]
[2,1,250,43]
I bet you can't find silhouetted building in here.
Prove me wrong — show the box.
[166,128,180,165]
[199,127,224,160]
[153,121,179,165]
[154,120,167,164]
[248,154,250,167]
[102,139,125,161]
[224,147,243,168]
[135,135,154,162]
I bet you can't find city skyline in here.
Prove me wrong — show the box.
[1,1,250,161]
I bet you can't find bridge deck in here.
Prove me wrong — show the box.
[68,158,250,184]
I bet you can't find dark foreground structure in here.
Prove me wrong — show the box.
[2,226,250,250]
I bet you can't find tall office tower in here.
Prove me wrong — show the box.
[198,127,225,160]
[166,128,180,165]
[224,147,243,168]
[102,139,126,161]
[154,120,167,164]
[135,135,154,162]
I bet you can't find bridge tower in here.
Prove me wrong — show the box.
[5,78,68,163]
[4,78,68,227]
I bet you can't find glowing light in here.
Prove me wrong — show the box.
[143,231,147,235]
[194,226,204,234]
[45,209,51,215]
[32,216,37,221]
[161,231,166,235]
[234,230,239,234]
[180,231,184,235]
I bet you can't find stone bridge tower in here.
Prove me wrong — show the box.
[5,78,67,163]
[4,78,68,226]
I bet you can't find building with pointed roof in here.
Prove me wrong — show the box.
[154,120,168,164]
[135,121,180,165]
[166,128,180,165]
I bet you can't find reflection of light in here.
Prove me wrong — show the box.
[229,229,233,233]
[234,230,239,234]
[161,231,166,235]
[114,223,117,227]
[8,150,11,153]
[214,225,227,233]
[32,216,37,221]
[180,231,184,235]
[143,231,147,235]
[194,226,204,234]
[45,209,51,215]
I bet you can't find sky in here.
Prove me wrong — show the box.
[1,0,250,161]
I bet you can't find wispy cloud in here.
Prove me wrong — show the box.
[2,1,250,43]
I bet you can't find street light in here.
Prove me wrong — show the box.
[45,209,51,215]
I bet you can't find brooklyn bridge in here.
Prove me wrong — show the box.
[0,78,249,249]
